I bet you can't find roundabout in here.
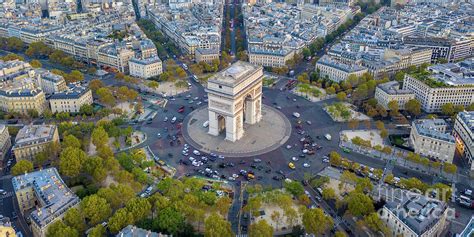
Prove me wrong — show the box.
[182,104,291,157]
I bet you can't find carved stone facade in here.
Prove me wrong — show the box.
[206,61,263,142]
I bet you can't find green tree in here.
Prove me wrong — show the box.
[394,71,405,82]
[204,212,233,237]
[6,37,24,52]
[89,79,104,93]
[30,59,42,68]
[443,163,457,174]
[96,87,116,107]
[283,181,305,197]
[79,104,94,116]
[88,224,106,237]
[249,220,273,237]
[65,70,84,83]
[2,53,24,61]
[11,160,33,176]
[125,197,152,222]
[335,231,346,237]
[405,99,421,116]
[59,147,86,177]
[63,134,81,149]
[148,81,159,89]
[63,208,86,233]
[345,192,374,217]
[25,41,52,57]
[336,91,347,101]
[329,151,342,167]
[441,103,455,116]
[92,126,109,148]
[155,206,185,235]
[302,208,333,235]
[388,100,399,116]
[322,187,336,200]
[46,220,79,237]
[97,184,135,210]
[364,212,388,234]
[81,195,112,226]
[108,208,133,233]
[302,48,311,58]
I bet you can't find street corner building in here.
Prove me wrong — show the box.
[11,124,59,162]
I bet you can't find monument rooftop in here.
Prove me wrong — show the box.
[208,61,262,87]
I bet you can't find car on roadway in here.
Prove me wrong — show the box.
[293,112,300,118]
[291,157,298,161]
[171,117,177,123]
[303,163,310,168]
[288,162,295,169]
[193,150,201,156]
[306,120,312,125]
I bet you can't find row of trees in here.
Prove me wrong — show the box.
[137,19,180,59]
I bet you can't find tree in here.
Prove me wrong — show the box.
[108,208,133,233]
[322,187,336,200]
[92,126,109,148]
[347,119,359,130]
[88,224,106,237]
[156,207,185,235]
[25,41,51,57]
[329,151,342,167]
[204,212,233,237]
[364,212,388,234]
[89,79,104,92]
[443,163,457,174]
[388,100,399,116]
[46,220,79,237]
[249,220,273,237]
[326,86,336,95]
[237,51,248,61]
[384,173,394,184]
[65,70,84,83]
[345,192,374,217]
[284,181,305,197]
[81,195,112,226]
[30,59,42,68]
[63,134,81,149]
[375,120,385,130]
[125,197,152,222]
[5,37,24,52]
[441,103,455,116]
[148,81,159,89]
[96,88,116,107]
[302,208,333,235]
[97,184,135,210]
[11,160,33,176]
[59,147,86,177]
[336,92,347,101]
[335,231,346,237]
[405,99,421,116]
[2,53,24,61]
[63,208,86,233]
[79,104,94,116]
[394,71,405,82]
[380,129,388,139]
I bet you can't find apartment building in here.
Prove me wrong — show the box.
[11,124,59,161]
[410,119,456,163]
[404,37,473,63]
[248,47,294,68]
[35,70,67,95]
[375,81,415,110]
[97,44,135,73]
[12,168,80,237]
[318,0,354,6]
[0,125,11,160]
[453,111,474,171]
[381,193,448,237]
[195,47,220,64]
[49,85,93,113]
[402,60,474,113]
[315,55,368,83]
[129,56,163,79]
[0,89,48,115]
[0,60,31,78]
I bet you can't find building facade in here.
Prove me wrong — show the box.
[195,47,220,64]
[410,119,456,163]
[49,85,93,113]
[128,56,163,79]
[0,125,11,160]
[375,81,415,110]
[12,168,80,237]
[12,124,59,161]
[315,55,368,83]
[453,111,474,171]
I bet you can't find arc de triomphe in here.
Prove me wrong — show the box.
[205,61,263,142]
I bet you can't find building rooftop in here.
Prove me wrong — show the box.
[208,61,262,87]
[116,225,170,237]
[457,111,474,134]
[385,193,447,236]
[11,168,79,229]
[12,124,57,149]
[412,119,455,143]
[49,85,90,100]
[377,81,414,95]
[316,55,367,73]
[129,56,162,66]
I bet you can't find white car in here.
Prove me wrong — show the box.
[232,174,239,178]
[286,145,292,149]
[293,112,300,118]
[306,121,312,125]
[302,149,309,154]
[322,159,329,163]
[193,150,201,156]
[303,163,310,168]
[189,157,196,162]
[218,155,225,159]
[291,157,298,161]
[164,117,168,122]
[197,101,202,105]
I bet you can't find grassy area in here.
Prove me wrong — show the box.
[409,70,450,88]
[263,77,276,87]
[297,83,322,97]
[326,102,351,120]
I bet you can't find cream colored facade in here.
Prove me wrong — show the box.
[374,81,415,110]
[403,75,474,113]
[410,119,456,163]
[453,112,474,171]
[97,46,135,73]
[0,125,11,160]
[206,61,263,142]
[12,125,59,161]
[128,57,163,79]
[0,90,48,115]
[49,88,93,113]
[316,56,368,83]
[195,48,220,64]
[248,50,294,68]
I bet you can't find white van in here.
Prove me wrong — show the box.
[293,112,300,118]
[203,120,209,128]
[171,117,177,123]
